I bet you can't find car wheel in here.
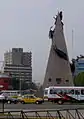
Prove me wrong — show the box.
[7,100,11,104]
[14,101,18,104]
[36,101,39,104]
[57,100,63,105]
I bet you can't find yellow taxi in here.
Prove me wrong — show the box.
[19,94,44,104]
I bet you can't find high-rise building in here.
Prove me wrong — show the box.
[4,48,32,82]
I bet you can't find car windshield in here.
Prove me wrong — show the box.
[29,95,36,98]
[22,95,36,98]
[0,92,2,95]
[33,95,36,98]
[44,90,48,95]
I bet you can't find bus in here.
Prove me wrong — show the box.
[44,86,84,104]
[0,89,36,98]
[0,90,20,98]
[43,88,49,101]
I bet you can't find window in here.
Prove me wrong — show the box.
[56,89,63,94]
[81,89,84,95]
[29,96,35,99]
[50,89,53,94]
[56,78,61,84]
[48,78,52,82]
[4,80,8,83]
[44,90,48,95]
[75,90,80,95]
[53,89,57,94]
[23,95,28,98]
[68,89,74,94]
[66,80,69,82]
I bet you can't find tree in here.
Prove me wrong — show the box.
[11,76,38,90]
[11,77,20,90]
[74,72,84,86]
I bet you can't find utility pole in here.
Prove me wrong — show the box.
[72,29,74,59]
[19,72,22,94]
[20,78,21,94]
[18,65,21,94]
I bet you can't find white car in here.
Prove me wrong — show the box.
[0,94,5,100]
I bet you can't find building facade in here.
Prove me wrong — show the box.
[74,56,84,76]
[0,74,10,90]
[4,48,32,82]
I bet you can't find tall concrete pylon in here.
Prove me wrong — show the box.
[43,11,73,88]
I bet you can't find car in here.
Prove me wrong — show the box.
[6,97,19,104]
[19,94,44,104]
[0,93,19,104]
[0,93,7,103]
[0,95,5,100]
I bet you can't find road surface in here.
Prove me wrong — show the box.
[0,102,84,111]
[0,102,84,118]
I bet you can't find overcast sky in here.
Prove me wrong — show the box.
[0,0,84,84]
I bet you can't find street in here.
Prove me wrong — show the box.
[0,102,84,111]
[0,102,84,118]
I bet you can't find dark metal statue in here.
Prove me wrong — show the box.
[53,45,68,61]
[59,11,62,21]
[49,26,54,39]
[53,15,57,25]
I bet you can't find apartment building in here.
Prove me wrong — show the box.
[4,48,32,82]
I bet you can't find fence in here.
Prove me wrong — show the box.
[0,108,84,119]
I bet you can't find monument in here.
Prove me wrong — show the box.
[43,11,73,88]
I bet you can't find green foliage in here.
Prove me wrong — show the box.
[11,77,37,90]
[74,72,84,86]
[11,77,20,90]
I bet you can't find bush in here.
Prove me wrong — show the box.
[74,72,84,86]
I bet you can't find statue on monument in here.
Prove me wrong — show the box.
[59,11,62,20]
[49,26,54,39]
[49,11,68,61]
[49,11,64,40]
[53,45,68,61]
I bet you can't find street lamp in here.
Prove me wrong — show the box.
[20,78,22,93]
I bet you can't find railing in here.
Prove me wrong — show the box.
[0,108,84,119]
